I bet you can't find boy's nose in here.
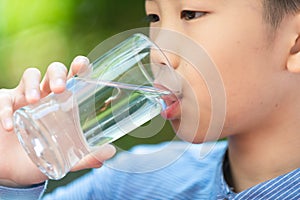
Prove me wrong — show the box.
[161,50,180,70]
[151,32,180,70]
[151,48,180,70]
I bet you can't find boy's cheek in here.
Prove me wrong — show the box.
[173,69,219,142]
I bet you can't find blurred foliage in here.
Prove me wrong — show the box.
[0,0,178,193]
[0,0,147,88]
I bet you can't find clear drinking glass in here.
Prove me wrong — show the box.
[13,33,181,180]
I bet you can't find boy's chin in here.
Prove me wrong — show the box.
[170,119,221,144]
[171,119,224,144]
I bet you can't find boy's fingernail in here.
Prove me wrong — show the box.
[2,118,13,130]
[74,56,89,65]
[100,144,116,156]
[54,79,65,87]
[29,89,40,99]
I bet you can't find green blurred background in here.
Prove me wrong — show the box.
[0,0,177,193]
[0,0,147,88]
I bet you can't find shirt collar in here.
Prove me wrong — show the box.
[217,150,300,199]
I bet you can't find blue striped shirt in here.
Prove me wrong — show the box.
[1,141,299,199]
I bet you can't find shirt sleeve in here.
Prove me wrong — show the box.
[41,167,115,200]
[0,182,46,200]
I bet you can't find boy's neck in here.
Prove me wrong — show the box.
[227,115,300,192]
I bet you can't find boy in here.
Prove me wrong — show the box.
[0,0,299,199]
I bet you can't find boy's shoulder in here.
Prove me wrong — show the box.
[107,140,228,173]
[95,141,228,199]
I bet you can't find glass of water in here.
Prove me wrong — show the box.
[13,33,182,180]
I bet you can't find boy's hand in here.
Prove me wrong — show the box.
[0,56,116,187]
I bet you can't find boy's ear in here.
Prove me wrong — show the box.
[287,36,300,73]
[287,13,300,73]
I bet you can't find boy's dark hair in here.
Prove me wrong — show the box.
[263,0,300,28]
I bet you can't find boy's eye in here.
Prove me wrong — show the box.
[146,14,160,23]
[181,10,207,20]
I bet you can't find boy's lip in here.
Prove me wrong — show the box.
[154,83,182,119]
[160,94,181,120]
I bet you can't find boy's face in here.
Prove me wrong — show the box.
[146,0,293,143]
